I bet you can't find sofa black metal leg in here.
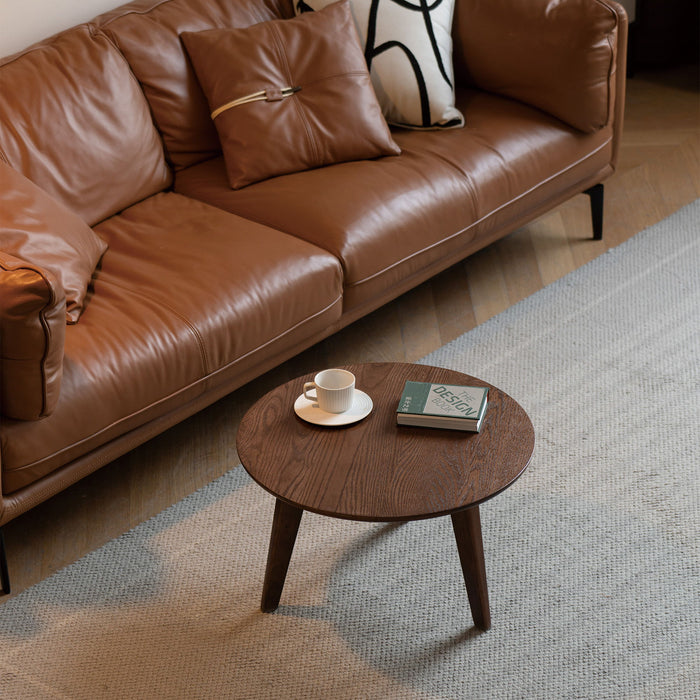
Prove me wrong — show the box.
[585,183,604,240]
[0,528,10,595]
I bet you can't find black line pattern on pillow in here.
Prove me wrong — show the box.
[366,0,454,127]
[366,0,453,85]
[297,0,461,128]
[367,38,431,125]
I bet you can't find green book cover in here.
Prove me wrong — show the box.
[397,381,488,420]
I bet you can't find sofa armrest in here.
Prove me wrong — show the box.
[0,251,66,420]
[452,0,628,135]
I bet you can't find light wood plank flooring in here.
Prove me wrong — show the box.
[3,64,699,599]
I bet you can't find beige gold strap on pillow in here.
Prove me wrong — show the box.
[211,86,301,120]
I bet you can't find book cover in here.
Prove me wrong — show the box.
[396,381,488,431]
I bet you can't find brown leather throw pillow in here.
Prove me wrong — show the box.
[181,0,400,189]
[0,161,107,324]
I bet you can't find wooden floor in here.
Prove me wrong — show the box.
[3,64,699,599]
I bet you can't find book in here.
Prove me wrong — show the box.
[396,381,488,432]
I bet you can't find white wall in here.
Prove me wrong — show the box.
[0,0,121,57]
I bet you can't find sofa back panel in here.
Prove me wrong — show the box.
[452,0,623,134]
[96,0,294,171]
[0,24,171,226]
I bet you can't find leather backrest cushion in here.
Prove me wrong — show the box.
[452,0,620,133]
[0,252,66,421]
[96,0,294,170]
[0,161,108,324]
[181,0,400,189]
[0,24,172,226]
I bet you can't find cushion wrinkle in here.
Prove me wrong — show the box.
[0,161,108,324]
[269,21,319,165]
[99,276,211,376]
[0,25,171,226]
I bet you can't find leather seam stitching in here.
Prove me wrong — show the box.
[268,23,319,164]
[592,0,621,129]
[37,272,58,418]
[6,293,344,475]
[0,261,60,419]
[346,138,613,288]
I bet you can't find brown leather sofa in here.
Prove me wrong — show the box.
[0,0,627,592]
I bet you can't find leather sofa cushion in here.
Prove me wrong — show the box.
[181,0,399,189]
[0,193,343,493]
[0,162,108,324]
[452,0,622,134]
[0,252,66,421]
[175,89,614,313]
[0,24,171,226]
[96,0,294,171]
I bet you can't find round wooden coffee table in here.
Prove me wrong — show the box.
[237,362,534,630]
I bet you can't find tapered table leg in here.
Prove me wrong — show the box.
[261,498,303,612]
[451,506,491,630]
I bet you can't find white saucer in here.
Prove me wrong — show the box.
[294,390,373,426]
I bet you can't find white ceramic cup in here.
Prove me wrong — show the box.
[303,369,355,413]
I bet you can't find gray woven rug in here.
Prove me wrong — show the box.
[1,201,698,699]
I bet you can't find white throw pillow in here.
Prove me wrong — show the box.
[295,0,464,129]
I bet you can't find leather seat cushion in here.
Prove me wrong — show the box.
[1,193,342,492]
[174,89,614,312]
